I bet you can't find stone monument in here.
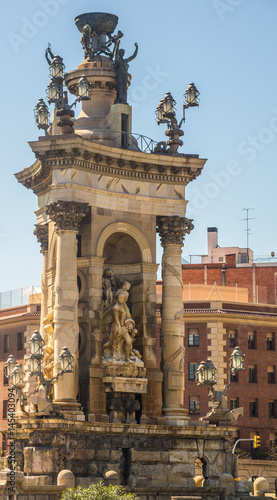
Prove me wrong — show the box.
[0,11,254,500]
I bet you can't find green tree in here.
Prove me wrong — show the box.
[61,481,139,500]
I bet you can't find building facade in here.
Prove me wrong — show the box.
[0,293,40,454]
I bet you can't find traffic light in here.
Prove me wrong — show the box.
[253,435,261,448]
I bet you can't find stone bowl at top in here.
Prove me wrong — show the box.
[75,12,119,35]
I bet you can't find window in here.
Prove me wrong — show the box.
[268,366,276,384]
[230,371,239,382]
[219,257,224,262]
[248,331,257,349]
[230,398,239,410]
[269,401,277,418]
[188,328,199,347]
[249,365,257,383]
[189,396,200,414]
[267,333,275,351]
[2,401,7,420]
[3,335,9,353]
[249,399,258,417]
[229,329,238,348]
[189,363,199,380]
[3,369,8,386]
[17,332,24,351]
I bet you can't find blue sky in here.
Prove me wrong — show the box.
[1,0,277,291]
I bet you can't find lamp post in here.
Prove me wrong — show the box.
[4,330,74,414]
[34,44,90,134]
[155,83,200,154]
[195,347,245,424]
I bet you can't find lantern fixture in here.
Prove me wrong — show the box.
[230,346,245,374]
[12,363,23,389]
[29,355,42,376]
[195,359,217,388]
[59,347,74,374]
[30,330,44,357]
[4,355,17,379]
[34,99,49,132]
[184,82,200,109]
[76,76,90,100]
[49,54,64,79]
[46,78,61,104]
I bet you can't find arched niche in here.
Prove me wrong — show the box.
[96,222,152,263]
[103,232,141,265]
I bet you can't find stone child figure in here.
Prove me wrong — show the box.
[102,269,118,309]
[114,42,138,104]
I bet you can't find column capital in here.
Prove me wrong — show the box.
[34,224,48,252]
[46,201,89,232]
[156,216,194,247]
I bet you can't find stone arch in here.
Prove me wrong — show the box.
[96,222,152,263]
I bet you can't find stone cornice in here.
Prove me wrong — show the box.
[15,134,206,194]
[182,309,277,325]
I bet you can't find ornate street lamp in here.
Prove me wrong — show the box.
[34,44,91,134]
[195,347,245,425]
[4,330,75,414]
[155,83,200,154]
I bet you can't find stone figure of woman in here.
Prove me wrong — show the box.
[114,42,138,104]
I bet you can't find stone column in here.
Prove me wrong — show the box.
[156,215,193,425]
[46,201,88,412]
[33,224,49,332]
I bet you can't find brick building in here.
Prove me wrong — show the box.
[156,227,277,453]
[0,293,40,454]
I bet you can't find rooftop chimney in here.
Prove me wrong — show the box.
[207,227,218,255]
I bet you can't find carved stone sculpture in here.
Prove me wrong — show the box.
[46,201,89,232]
[114,43,138,104]
[102,269,118,309]
[102,280,143,366]
[156,215,194,247]
[42,310,54,383]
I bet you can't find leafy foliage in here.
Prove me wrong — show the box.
[61,481,139,500]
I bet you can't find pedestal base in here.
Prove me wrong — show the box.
[163,407,190,426]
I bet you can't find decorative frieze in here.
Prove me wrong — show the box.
[33,224,48,253]
[156,215,194,247]
[46,201,89,232]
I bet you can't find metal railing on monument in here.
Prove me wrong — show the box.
[105,130,158,153]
